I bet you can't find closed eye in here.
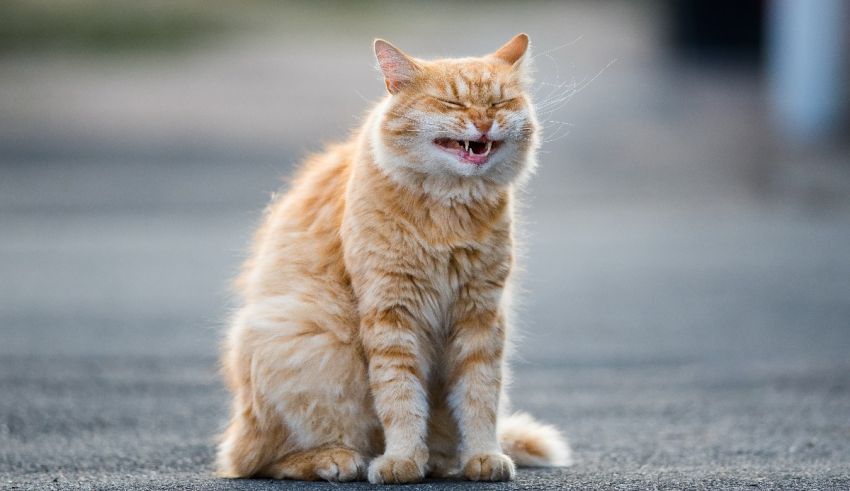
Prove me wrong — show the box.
[434,97,464,108]
[492,98,516,108]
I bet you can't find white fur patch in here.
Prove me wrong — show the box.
[454,76,469,97]
[499,412,572,467]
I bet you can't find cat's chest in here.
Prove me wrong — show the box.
[417,241,510,331]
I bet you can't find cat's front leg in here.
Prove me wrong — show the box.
[361,305,430,484]
[447,307,515,481]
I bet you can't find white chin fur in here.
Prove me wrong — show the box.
[430,147,496,177]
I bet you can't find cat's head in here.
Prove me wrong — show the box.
[372,34,538,187]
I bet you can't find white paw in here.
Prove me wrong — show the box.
[315,448,366,482]
[462,453,516,481]
[368,454,426,484]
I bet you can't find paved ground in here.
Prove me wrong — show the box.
[3,354,849,490]
[2,2,850,489]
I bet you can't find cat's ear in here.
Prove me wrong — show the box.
[374,39,420,95]
[491,33,530,66]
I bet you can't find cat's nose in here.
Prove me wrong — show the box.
[473,119,493,135]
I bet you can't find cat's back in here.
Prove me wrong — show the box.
[238,141,356,303]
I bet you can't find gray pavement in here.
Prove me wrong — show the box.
[3,355,849,489]
[2,2,850,489]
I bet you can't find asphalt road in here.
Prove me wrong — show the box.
[2,354,849,490]
[2,2,850,489]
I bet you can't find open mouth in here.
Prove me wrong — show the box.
[434,137,502,165]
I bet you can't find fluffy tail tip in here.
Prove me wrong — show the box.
[499,411,572,467]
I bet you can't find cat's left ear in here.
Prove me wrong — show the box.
[491,33,532,86]
[374,39,420,95]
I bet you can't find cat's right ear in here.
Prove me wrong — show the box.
[374,39,420,95]
[492,33,530,66]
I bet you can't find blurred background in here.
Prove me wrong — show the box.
[2,1,849,488]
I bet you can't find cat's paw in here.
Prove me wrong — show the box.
[368,454,426,484]
[314,448,366,482]
[462,453,516,481]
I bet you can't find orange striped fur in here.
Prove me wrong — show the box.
[217,34,570,484]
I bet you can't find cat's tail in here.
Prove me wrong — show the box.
[499,412,572,467]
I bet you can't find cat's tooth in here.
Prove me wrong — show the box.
[483,141,492,156]
[464,140,470,152]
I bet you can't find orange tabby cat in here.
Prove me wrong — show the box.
[217,33,570,484]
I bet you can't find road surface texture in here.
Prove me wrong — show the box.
[2,2,849,490]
